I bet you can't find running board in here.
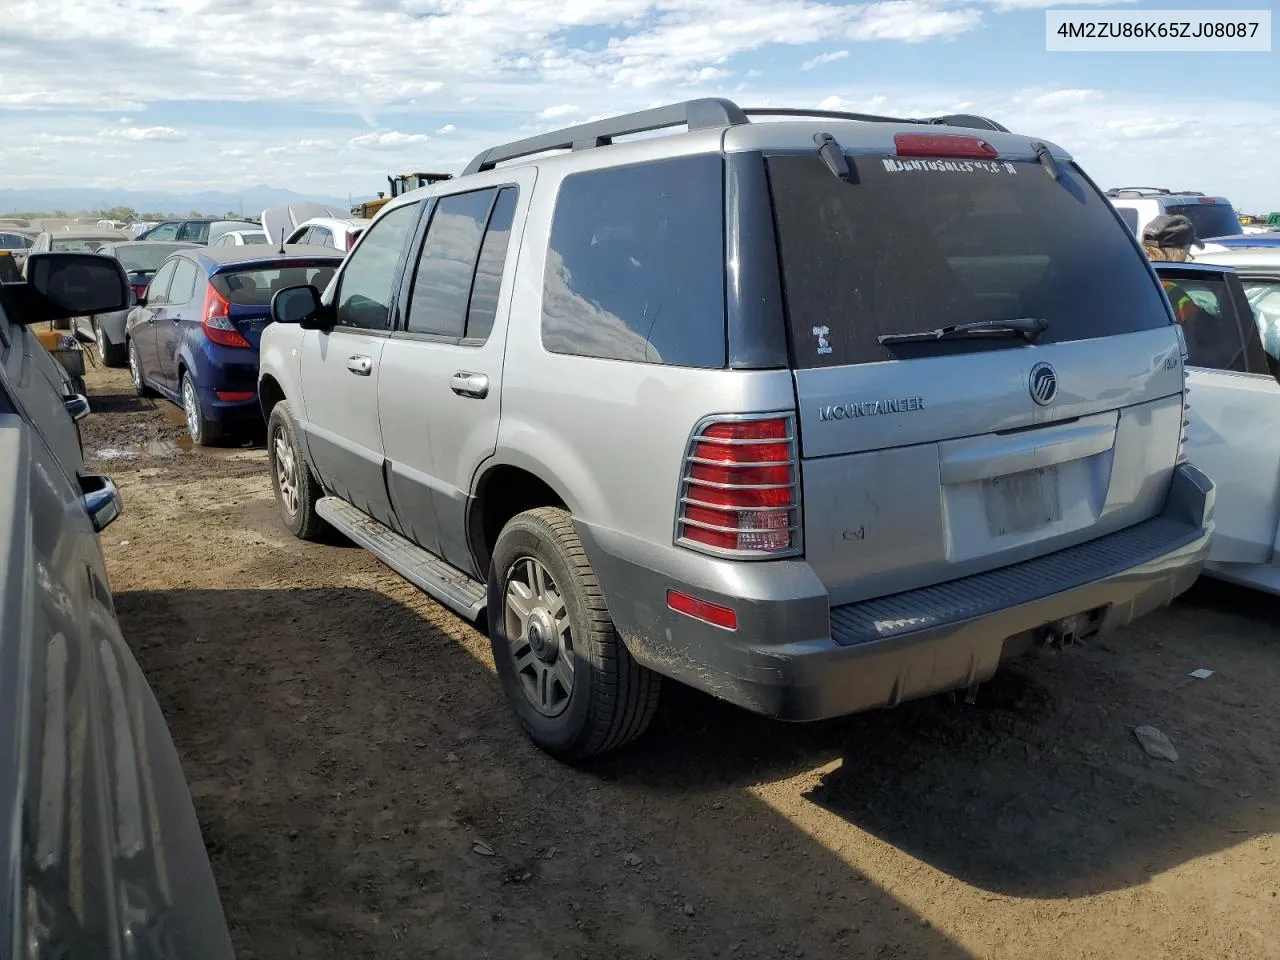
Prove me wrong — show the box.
[316,496,487,621]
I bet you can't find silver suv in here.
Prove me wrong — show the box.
[259,98,1214,760]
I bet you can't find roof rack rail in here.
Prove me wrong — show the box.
[1106,186,1174,196]
[742,107,1009,133]
[462,97,1010,175]
[463,98,748,175]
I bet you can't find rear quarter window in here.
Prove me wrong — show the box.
[766,154,1172,368]
[540,154,726,368]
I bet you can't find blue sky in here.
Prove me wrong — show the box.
[1,0,1276,208]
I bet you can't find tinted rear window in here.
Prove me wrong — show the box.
[0,233,31,250]
[50,236,112,253]
[116,243,189,272]
[1165,202,1242,240]
[766,154,1172,368]
[211,262,340,306]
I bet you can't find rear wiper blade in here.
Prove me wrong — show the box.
[878,317,1049,345]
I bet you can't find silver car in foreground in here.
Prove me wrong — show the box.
[259,98,1214,760]
[0,254,234,956]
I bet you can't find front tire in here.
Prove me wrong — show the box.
[96,319,127,367]
[127,339,155,397]
[267,401,327,540]
[181,372,221,446]
[488,507,660,761]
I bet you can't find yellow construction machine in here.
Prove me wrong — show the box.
[351,172,453,218]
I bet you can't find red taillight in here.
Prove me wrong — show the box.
[894,133,998,160]
[201,285,252,348]
[346,231,359,251]
[666,590,738,631]
[131,281,148,300]
[675,415,799,556]
[215,390,256,402]
[1198,197,1219,204]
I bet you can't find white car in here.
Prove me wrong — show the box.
[1154,255,1280,593]
[211,229,269,247]
[284,216,369,252]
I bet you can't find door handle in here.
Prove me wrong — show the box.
[450,371,489,399]
[347,355,373,376]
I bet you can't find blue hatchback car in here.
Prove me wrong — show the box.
[125,245,343,444]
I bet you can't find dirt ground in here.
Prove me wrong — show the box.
[80,360,1279,960]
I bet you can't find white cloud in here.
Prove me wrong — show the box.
[349,130,430,150]
[801,50,849,70]
[538,104,581,120]
[1029,87,1104,108]
[437,123,456,134]
[264,138,336,156]
[107,126,187,142]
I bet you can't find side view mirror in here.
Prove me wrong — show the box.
[271,284,328,330]
[10,253,129,325]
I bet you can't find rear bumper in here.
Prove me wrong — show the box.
[192,345,261,424]
[578,463,1214,721]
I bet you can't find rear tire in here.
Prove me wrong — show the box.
[181,373,222,446]
[95,319,127,367]
[127,338,155,397]
[267,401,327,540]
[488,507,660,761]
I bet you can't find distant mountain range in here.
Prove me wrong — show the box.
[0,185,358,217]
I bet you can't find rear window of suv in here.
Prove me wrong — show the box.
[1164,202,1241,241]
[766,154,1173,369]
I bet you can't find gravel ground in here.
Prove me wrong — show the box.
[82,360,1279,960]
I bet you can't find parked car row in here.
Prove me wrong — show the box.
[13,99,1280,769]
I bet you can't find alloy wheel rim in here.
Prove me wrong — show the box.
[503,557,574,717]
[274,430,299,516]
[129,344,142,390]
[183,381,199,439]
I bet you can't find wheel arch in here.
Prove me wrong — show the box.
[468,457,575,579]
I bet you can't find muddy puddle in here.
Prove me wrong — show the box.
[92,437,263,461]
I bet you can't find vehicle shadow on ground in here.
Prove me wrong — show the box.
[117,587,975,960]
[88,391,158,415]
[604,585,1279,901]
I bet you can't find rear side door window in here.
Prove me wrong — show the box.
[146,260,179,305]
[334,202,420,331]
[311,227,334,248]
[177,222,211,243]
[540,155,726,367]
[404,187,501,339]
[1153,270,1247,371]
[166,259,200,309]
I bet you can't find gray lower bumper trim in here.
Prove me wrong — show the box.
[831,517,1202,647]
